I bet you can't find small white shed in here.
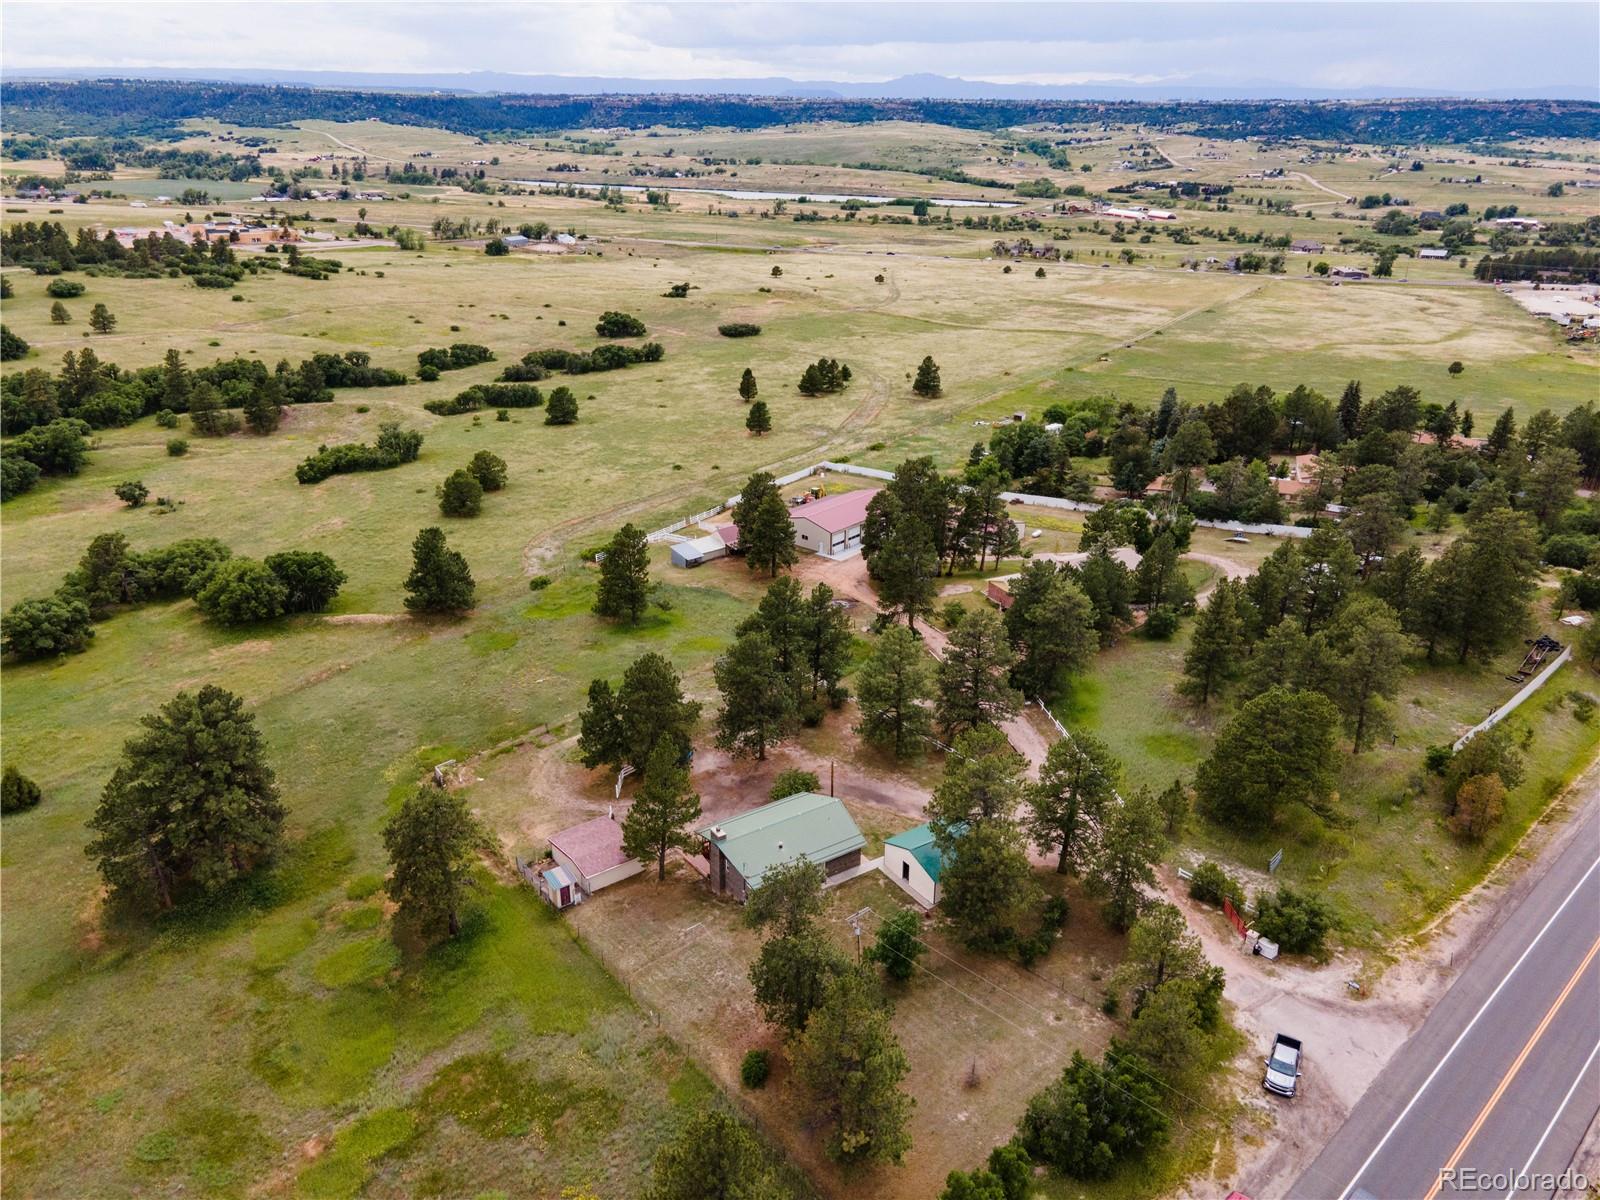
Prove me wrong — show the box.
[881,822,944,909]
[671,533,728,569]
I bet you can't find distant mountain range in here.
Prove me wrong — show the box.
[9,67,1595,102]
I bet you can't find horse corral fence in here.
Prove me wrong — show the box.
[644,460,1316,543]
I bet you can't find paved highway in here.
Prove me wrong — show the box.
[1291,800,1600,1200]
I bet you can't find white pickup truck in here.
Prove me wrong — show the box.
[1263,1033,1303,1098]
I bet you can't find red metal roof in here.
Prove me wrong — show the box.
[788,488,880,534]
[549,815,632,879]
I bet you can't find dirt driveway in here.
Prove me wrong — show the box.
[1192,768,1600,1200]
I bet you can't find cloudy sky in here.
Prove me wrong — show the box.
[4,1,1597,93]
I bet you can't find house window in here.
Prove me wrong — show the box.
[901,861,910,881]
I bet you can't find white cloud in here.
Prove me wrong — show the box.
[2,1,1595,90]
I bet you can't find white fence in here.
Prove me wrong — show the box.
[644,459,1317,544]
[1452,646,1573,752]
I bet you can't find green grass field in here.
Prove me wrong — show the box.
[3,116,1598,1198]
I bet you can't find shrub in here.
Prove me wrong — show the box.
[167,438,189,457]
[528,575,551,591]
[2,594,94,659]
[1187,861,1244,909]
[1,765,42,815]
[438,468,484,517]
[417,343,494,373]
[425,382,543,416]
[467,450,508,492]
[769,769,820,801]
[114,480,149,508]
[195,557,288,625]
[595,311,647,338]
[156,408,180,428]
[740,1048,770,1088]
[418,363,441,382]
[296,423,423,484]
[1252,887,1337,956]
[1543,533,1595,569]
[718,323,762,338]
[1144,605,1180,639]
[1,455,42,499]
[46,278,86,298]
[264,550,346,613]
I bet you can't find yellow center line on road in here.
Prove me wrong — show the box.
[1422,933,1600,1200]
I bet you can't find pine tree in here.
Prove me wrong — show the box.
[646,1110,779,1200]
[732,472,797,577]
[791,968,915,1166]
[936,607,1021,735]
[939,819,1041,949]
[1,764,42,814]
[1003,560,1097,699]
[1089,787,1166,931]
[800,582,853,702]
[544,385,578,425]
[1326,595,1407,751]
[49,300,71,325]
[593,522,653,623]
[383,783,482,938]
[88,303,117,334]
[928,724,1025,833]
[854,625,934,756]
[1027,731,1121,874]
[242,376,285,435]
[871,498,939,630]
[403,527,475,612]
[713,631,796,760]
[912,355,942,397]
[578,653,702,772]
[738,367,758,402]
[745,399,772,435]
[1337,379,1362,440]
[85,685,283,911]
[622,742,702,880]
[1178,579,1245,705]
[437,468,484,517]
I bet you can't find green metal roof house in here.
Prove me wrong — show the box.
[697,792,866,901]
[881,822,943,908]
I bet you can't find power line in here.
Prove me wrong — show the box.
[854,905,1226,1121]
[853,914,1187,1133]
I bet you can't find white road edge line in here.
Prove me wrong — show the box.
[1502,1038,1600,1200]
[1336,853,1600,1200]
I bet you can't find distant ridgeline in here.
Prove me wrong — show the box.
[3,80,1598,142]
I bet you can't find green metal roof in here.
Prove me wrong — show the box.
[698,793,865,889]
[885,821,945,883]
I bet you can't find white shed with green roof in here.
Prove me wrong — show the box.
[881,822,944,908]
[697,792,865,901]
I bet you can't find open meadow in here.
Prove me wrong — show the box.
[3,111,1599,1199]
